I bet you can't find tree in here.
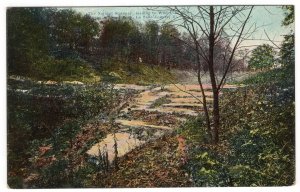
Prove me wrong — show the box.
[180,32,197,69]
[100,17,142,63]
[159,23,182,69]
[280,6,294,69]
[48,9,100,57]
[166,6,254,143]
[282,5,294,26]
[248,44,275,70]
[142,21,160,65]
[7,8,100,77]
[7,8,51,75]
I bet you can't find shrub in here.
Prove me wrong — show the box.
[7,81,121,188]
[183,81,294,186]
[31,57,99,82]
[176,116,209,144]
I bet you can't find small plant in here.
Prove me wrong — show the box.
[149,96,171,108]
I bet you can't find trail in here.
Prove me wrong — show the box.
[86,83,239,187]
[87,84,216,160]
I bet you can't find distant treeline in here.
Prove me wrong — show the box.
[7,8,247,79]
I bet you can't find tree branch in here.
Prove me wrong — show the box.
[217,6,254,91]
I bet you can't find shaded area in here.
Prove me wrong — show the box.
[92,134,192,187]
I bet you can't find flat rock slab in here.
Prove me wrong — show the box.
[164,84,239,91]
[87,132,145,162]
[169,91,213,98]
[116,119,173,130]
[149,107,199,116]
[164,84,211,92]
[170,97,213,103]
[134,91,170,108]
[162,103,203,108]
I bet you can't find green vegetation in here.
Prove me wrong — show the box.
[99,59,175,85]
[7,8,179,84]
[179,69,294,186]
[248,44,275,70]
[7,8,99,79]
[179,6,295,185]
[7,81,123,188]
[31,57,100,83]
[282,5,294,26]
[242,67,294,87]
[150,96,172,108]
[177,117,209,143]
[178,47,295,185]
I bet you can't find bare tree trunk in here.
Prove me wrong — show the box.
[212,93,220,144]
[166,5,254,144]
[209,6,219,144]
[194,40,212,141]
[197,67,212,141]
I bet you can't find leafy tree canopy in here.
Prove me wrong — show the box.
[282,5,294,26]
[248,44,275,70]
[280,6,294,69]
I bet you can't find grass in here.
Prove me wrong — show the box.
[27,57,102,84]
[99,59,176,85]
[11,56,176,85]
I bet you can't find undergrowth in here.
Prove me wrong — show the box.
[7,80,122,188]
[179,67,295,186]
[99,59,175,85]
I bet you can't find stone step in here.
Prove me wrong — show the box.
[162,103,203,108]
[128,107,199,116]
[87,132,145,162]
[169,91,213,98]
[116,119,173,130]
[170,97,213,103]
[150,107,199,116]
[164,84,212,92]
[135,91,170,105]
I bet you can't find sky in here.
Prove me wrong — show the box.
[69,6,293,50]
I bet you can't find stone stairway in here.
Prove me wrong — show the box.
[87,84,216,162]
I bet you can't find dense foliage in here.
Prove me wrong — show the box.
[7,80,122,188]
[282,6,294,26]
[99,59,174,85]
[179,6,294,184]
[7,8,100,82]
[7,8,50,75]
[7,7,247,83]
[248,44,275,70]
[179,69,294,186]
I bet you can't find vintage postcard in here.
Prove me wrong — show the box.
[7,5,295,188]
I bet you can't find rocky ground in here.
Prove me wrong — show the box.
[86,84,216,162]
[85,83,238,187]
[23,80,238,187]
